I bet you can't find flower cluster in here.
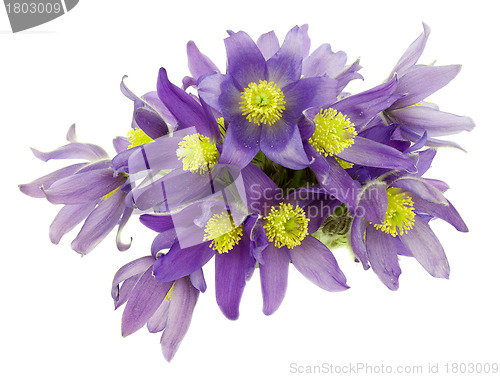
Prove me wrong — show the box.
[20,24,473,362]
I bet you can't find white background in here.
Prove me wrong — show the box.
[1,1,499,376]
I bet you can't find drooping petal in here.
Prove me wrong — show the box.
[256,30,280,60]
[412,196,468,232]
[49,201,98,244]
[215,236,252,320]
[357,181,388,224]
[157,68,217,138]
[387,106,475,136]
[19,163,88,198]
[350,215,369,269]
[30,140,109,162]
[365,225,402,291]
[336,58,363,92]
[151,229,178,257]
[186,40,220,81]
[134,108,169,140]
[140,213,174,232]
[111,256,155,301]
[289,235,349,292]
[244,214,269,264]
[153,241,214,282]
[259,244,289,315]
[147,299,170,334]
[332,76,401,130]
[400,215,450,278]
[113,136,130,154]
[224,31,266,88]
[43,168,127,205]
[390,176,448,204]
[337,136,417,172]
[116,206,133,251]
[189,269,207,293]
[260,119,310,169]
[122,266,173,337]
[70,189,127,255]
[390,65,461,109]
[160,277,199,362]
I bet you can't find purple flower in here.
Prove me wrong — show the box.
[242,165,349,315]
[20,125,133,254]
[382,23,475,149]
[350,149,468,290]
[111,255,203,362]
[198,26,340,170]
[298,76,417,208]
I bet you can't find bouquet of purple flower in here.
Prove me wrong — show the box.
[20,23,474,362]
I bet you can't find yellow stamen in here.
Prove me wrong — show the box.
[217,117,226,140]
[263,202,309,249]
[176,133,219,174]
[203,211,243,254]
[101,186,120,201]
[239,80,286,125]
[127,128,154,149]
[165,283,174,302]
[373,187,416,237]
[334,156,354,169]
[309,109,357,156]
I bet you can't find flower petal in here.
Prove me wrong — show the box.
[390,65,461,109]
[388,106,475,136]
[400,215,450,278]
[259,244,289,315]
[302,44,347,78]
[337,136,417,172]
[412,196,468,232]
[390,176,448,204]
[70,190,126,254]
[266,26,304,87]
[49,201,98,244]
[256,30,279,60]
[153,241,214,282]
[160,277,199,362]
[350,215,369,269]
[365,225,402,291]
[215,236,252,320]
[122,265,173,337]
[186,40,220,81]
[357,181,388,224]
[111,256,155,302]
[134,108,169,140]
[189,268,207,293]
[260,119,310,169]
[389,22,431,77]
[289,235,349,292]
[218,117,260,168]
[19,163,88,198]
[283,76,338,117]
[43,168,127,205]
[224,31,266,88]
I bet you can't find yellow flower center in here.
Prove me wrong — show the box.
[373,187,416,237]
[334,156,354,169]
[176,133,219,174]
[239,80,286,125]
[127,128,154,149]
[309,109,358,156]
[203,211,243,254]
[263,203,310,249]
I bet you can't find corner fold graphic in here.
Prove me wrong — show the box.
[3,0,79,33]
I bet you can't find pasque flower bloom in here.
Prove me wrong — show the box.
[198,26,340,170]
[350,149,468,290]
[381,23,475,149]
[112,255,203,361]
[19,125,132,254]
